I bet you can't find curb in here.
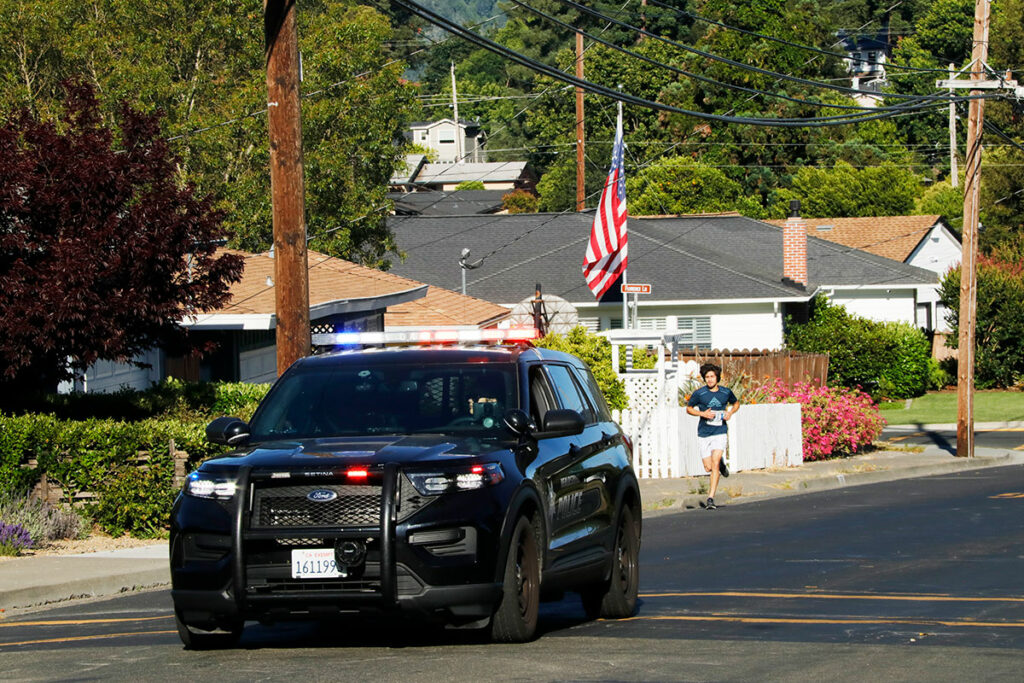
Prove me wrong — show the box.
[640,452,1020,517]
[1,567,169,612]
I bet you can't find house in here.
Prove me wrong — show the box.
[839,33,892,107]
[406,119,486,164]
[765,214,960,331]
[388,189,508,216]
[66,248,511,393]
[390,155,536,192]
[384,211,939,351]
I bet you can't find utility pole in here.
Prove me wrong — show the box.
[451,62,463,163]
[575,32,585,211]
[949,64,959,187]
[265,0,310,376]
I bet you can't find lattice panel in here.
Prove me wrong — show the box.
[623,372,678,413]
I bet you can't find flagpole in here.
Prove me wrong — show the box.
[618,99,628,331]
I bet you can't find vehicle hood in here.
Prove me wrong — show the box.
[203,434,511,471]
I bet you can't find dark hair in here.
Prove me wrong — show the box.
[700,363,722,380]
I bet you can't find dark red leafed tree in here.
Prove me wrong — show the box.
[0,83,244,391]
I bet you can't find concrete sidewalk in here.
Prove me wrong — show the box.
[1,444,1021,614]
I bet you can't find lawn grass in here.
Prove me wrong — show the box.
[879,390,1024,425]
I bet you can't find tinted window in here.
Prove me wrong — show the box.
[545,364,596,424]
[250,363,516,439]
[574,366,613,422]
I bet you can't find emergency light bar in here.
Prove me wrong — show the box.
[311,327,540,348]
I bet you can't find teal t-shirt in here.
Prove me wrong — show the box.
[687,386,738,437]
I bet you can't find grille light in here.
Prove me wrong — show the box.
[407,463,504,496]
[185,471,238,500]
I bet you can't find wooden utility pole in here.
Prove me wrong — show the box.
[575,32,585,211]
[265,0,310,376]
[949,64,959,188]
[957,0,990,458]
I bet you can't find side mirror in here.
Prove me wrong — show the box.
[206,416,251,446]
[542,409,585,437]
[503,409,536,436]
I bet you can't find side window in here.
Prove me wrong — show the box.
[574,366,613,422]
[528,365,556,428]
[545,364,596,424]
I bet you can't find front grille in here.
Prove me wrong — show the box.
[252,484,382,528]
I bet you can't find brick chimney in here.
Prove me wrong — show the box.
[782,199,807,287]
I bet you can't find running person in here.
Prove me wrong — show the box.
[685,363,739,510]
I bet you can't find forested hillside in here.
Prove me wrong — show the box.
[3,0,1021,263]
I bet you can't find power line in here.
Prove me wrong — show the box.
[393,0,979,128]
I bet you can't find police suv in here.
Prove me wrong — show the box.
[169,329,641,648]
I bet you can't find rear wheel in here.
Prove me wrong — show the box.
[174,610,243,650]
[490,516,540,642]
[581,506,639,619]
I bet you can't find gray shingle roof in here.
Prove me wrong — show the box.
[385,213,937,305]
[388,190,506,216]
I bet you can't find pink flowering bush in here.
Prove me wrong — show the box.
[765,380,886,461]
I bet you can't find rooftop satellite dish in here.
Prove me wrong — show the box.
[509,286,579,336]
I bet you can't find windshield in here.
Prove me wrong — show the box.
[249,362,518,440]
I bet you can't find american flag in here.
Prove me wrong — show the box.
[582,106,628,299]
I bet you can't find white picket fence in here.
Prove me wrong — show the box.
[613,404,803,479]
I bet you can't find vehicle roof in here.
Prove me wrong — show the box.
[297,343,585,368]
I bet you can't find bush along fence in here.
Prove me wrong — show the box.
[0,412,226,537]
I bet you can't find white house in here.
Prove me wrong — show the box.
[406,119,486,164]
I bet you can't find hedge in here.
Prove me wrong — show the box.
[0,380,269,537]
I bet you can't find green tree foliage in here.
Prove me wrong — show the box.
[785,296,932,399]
[0,1,417,266]
[534,326,627,409]
[455,180,487,190]
[915,180,964,235]
[768,161,923,218]
[939,240,1024,388]
[626,156,763,216]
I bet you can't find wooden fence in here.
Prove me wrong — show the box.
[674,349,829,386]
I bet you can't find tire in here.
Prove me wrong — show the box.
[490,515,541,643]
[174,609,243,650]
[581,506,639,620]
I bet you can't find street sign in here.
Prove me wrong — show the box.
[620,283,651,294]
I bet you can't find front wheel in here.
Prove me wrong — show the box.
[581,506,639,619]
[490,515,541,643]
[174,610,243,650]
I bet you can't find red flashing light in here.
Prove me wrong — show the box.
[470,465,484,474]
[346,469,369,480]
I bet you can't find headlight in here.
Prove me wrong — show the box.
[184,471,238,500]
[407,463,504,495]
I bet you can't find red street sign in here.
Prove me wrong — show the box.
[620,283,651,294]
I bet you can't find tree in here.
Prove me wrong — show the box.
[626,157,762,216]
[0,83,243,391]
[768,161,923,218]
[938,240,1024,388]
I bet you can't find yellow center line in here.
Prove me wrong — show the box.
[622,614,1024,628]
[988,427,1024,432]
[640,591,1024,603]
[0,616,173,628]
[0,629,177,648]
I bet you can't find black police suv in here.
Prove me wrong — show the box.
[170,341,641,648]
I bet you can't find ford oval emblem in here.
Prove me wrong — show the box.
[307,489,338,502]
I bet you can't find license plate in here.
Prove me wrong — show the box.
[291,548,342,579]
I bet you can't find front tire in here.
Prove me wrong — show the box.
[490,515,541,642]
[582,506,639,619]
[174,610,243,650]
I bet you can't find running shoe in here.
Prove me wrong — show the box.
[704,497,717,510]
[719,459,730,478]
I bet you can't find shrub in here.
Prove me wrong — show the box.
[785,295,931,399]
[535,326,627,409]
[765,380,886,461]
[0,521,33,556]
[454,180,485,190]
[0,490,87,544]
[502,189,539,214]
[93,465,176,537]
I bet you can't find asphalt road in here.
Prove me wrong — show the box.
[3,465,1024,681]
[881,426,1024,453]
